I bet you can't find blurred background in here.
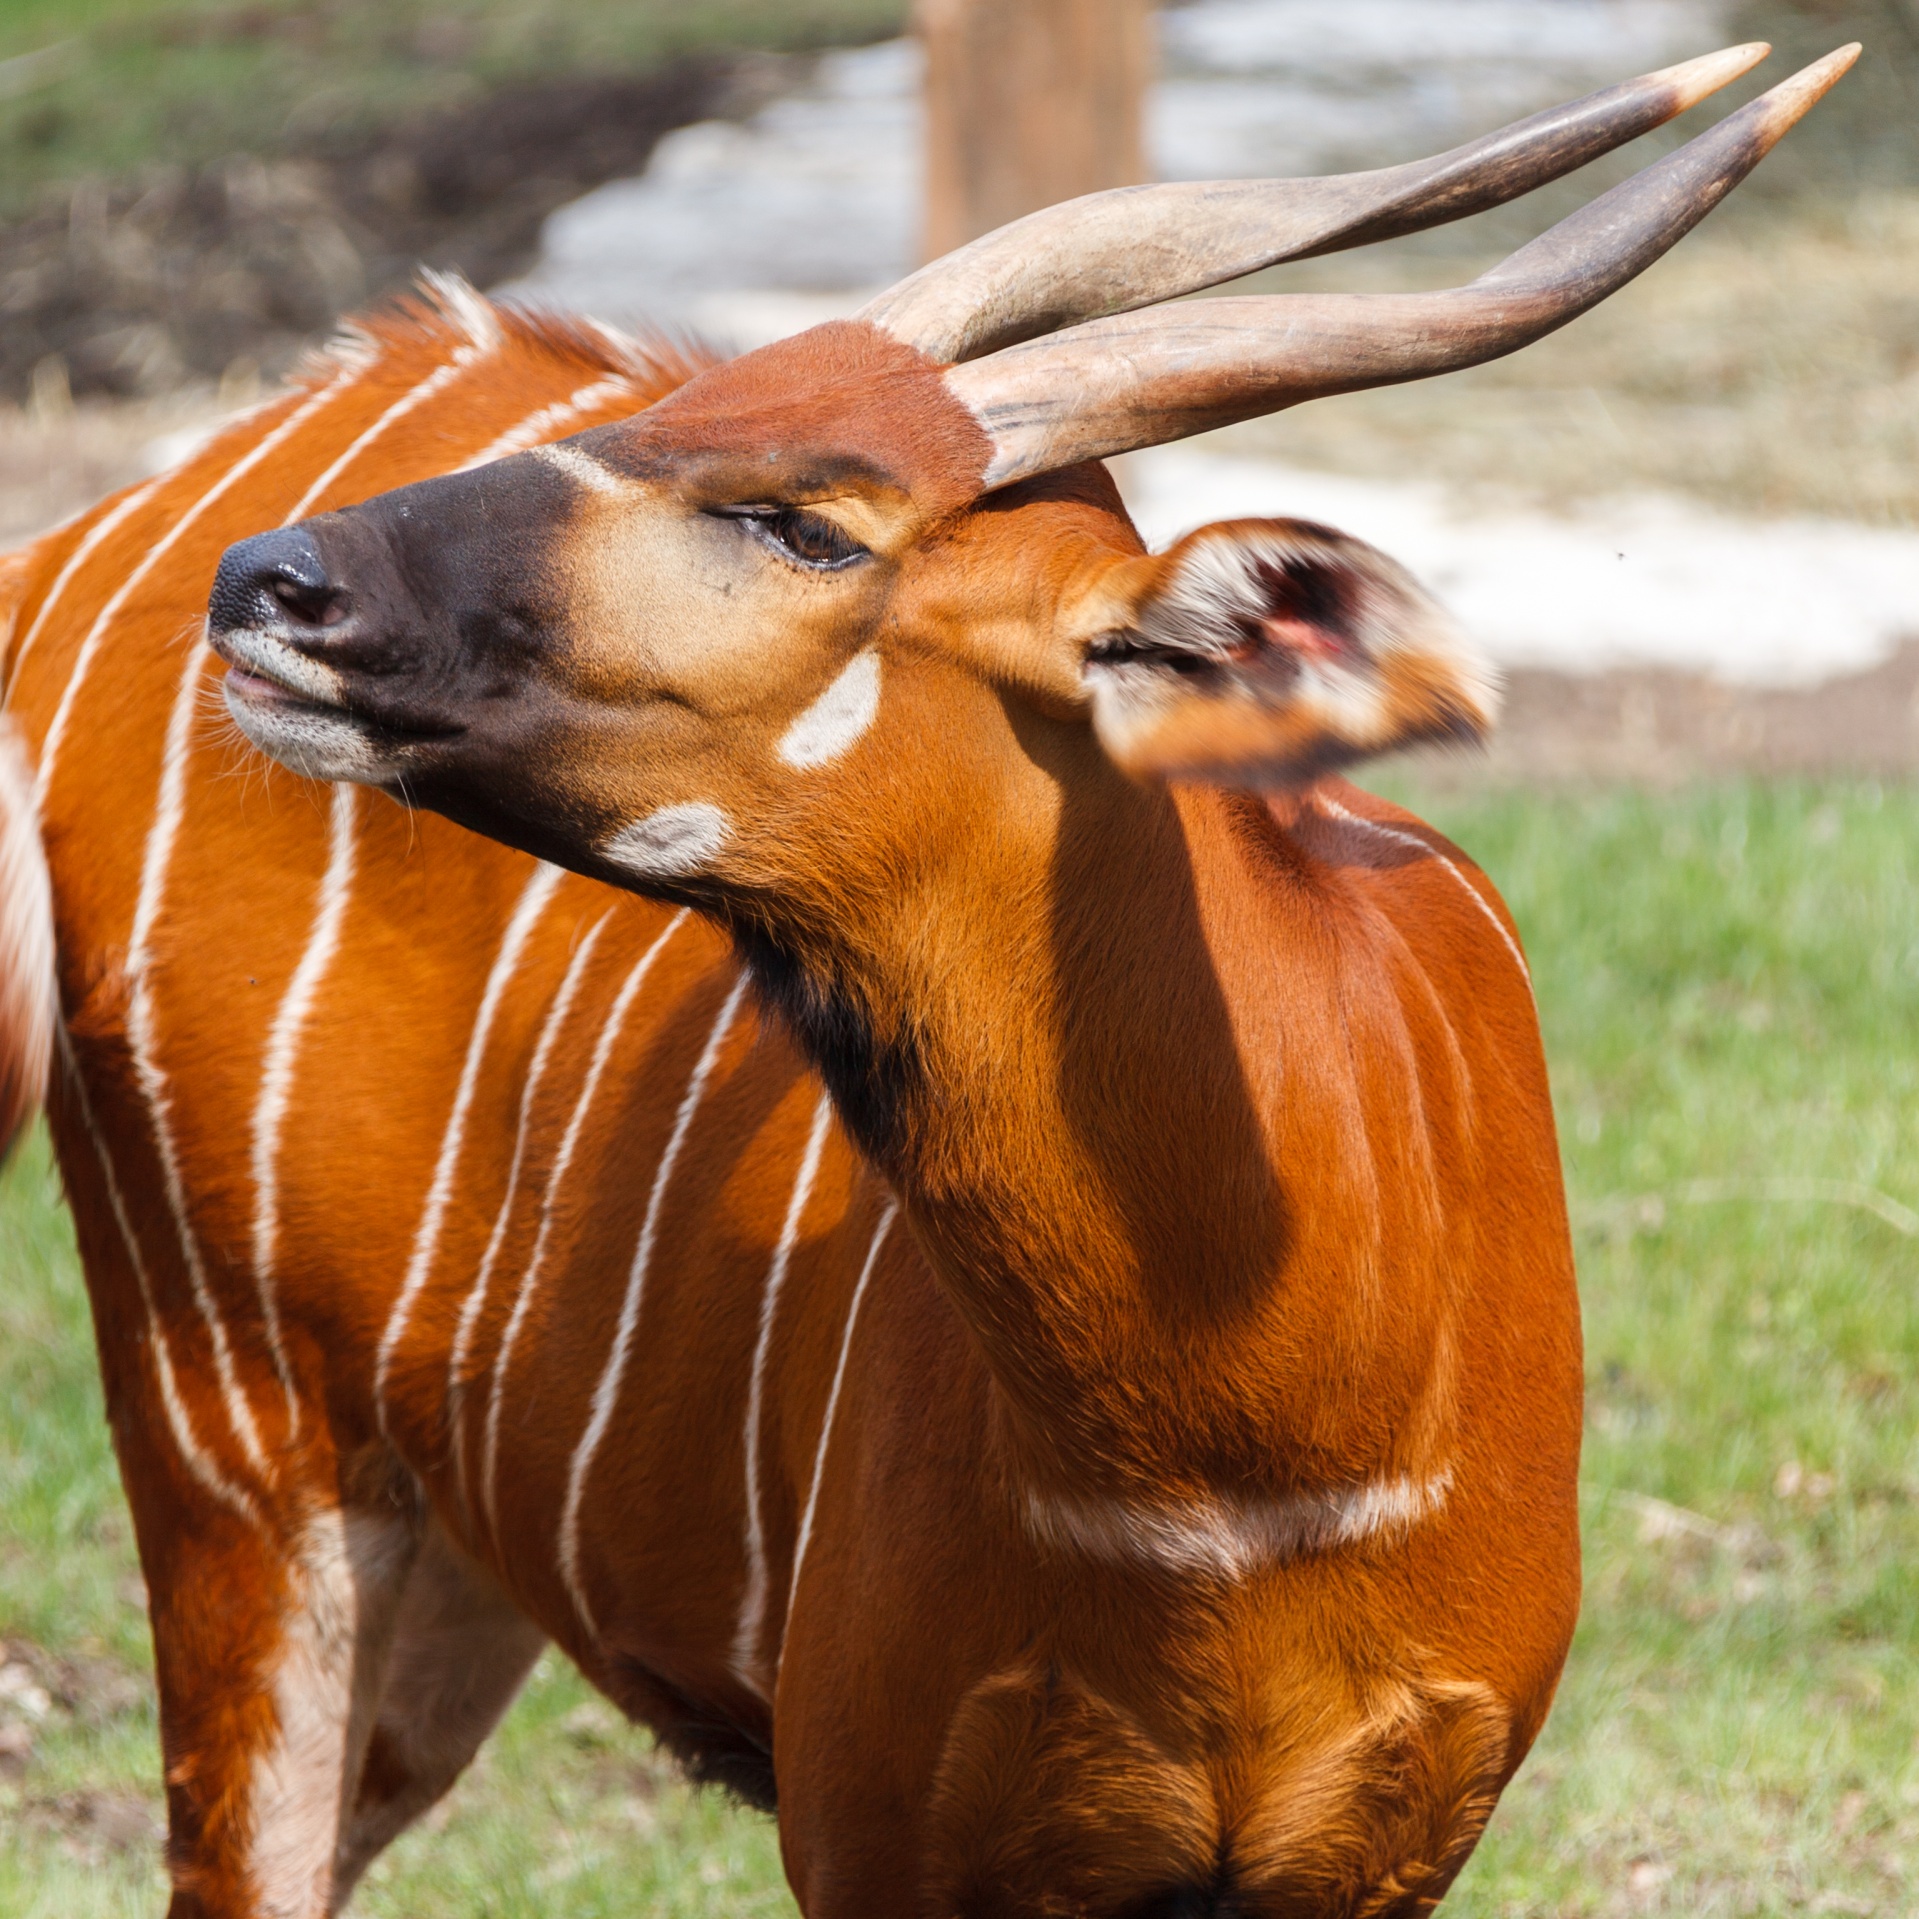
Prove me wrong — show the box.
[2,0,1917,756]
[0,5,1916,1917]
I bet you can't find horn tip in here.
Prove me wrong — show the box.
[1659,42,1772,110]
[1761,42,1862,129]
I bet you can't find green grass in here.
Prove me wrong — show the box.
[2,780,1916,1913]
[1403,779,1919,1916]
[0,0,906,218]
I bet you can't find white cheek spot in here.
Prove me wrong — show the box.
[531,443,627,495]
[777,649,881,770]
[602,801,733,879]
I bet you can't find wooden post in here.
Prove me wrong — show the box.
[918,0,1151,261]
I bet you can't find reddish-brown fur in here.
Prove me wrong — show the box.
[0,286,1579,1918]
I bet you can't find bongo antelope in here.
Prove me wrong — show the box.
[0,43,1850,1918]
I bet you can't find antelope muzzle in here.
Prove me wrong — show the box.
[207,458,576,797]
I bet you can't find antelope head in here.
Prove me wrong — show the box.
[207,43,1849,1918]
[207,43,1849,914]
[208,40,1846,1165]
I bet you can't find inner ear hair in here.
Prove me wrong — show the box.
[1084,520,1498,788]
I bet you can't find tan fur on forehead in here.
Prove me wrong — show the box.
[599,320,995,515]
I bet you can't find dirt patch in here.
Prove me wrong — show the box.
[1,1635,148,1728]
[1394,643,1919,788]
[0,53,791,404]
[0,1637,154,1842]
[17,1787,163,1863]
[0,395,221,550]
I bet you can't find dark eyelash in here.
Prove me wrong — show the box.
[716,505,868,571]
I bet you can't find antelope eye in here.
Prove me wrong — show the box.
[717,504,869,571]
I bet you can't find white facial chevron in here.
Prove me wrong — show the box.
[778,650,881,770]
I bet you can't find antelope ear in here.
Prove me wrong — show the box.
[1082,519,1497,786]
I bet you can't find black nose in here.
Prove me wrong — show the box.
[208,526,344,634]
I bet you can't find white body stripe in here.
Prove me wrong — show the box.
[125,641,270,1477]
[731,1091,835,1690]
[249,782,361,1437]
[480,910,689,1537]
[787,1201,898,1621]
[1317,795,1532,986]
[56,1025,260,1525]
[448,907,613,1510]
[375,862,564,1429]
[456,377,636,472]
[284,337,496,525]
[34,356,372,808]
[6,479,160,692]
[1023,1469,1454,1581]
[559,974,751,1636]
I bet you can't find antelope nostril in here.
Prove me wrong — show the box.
[269,575,345,627]
[208,526,347,637]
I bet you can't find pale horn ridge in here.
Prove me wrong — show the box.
[861,42,1772,367]
[947,45,1859,491]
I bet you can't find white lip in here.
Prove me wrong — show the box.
[222,680,399,784]
[213,621,414,783]
[211,624,350,709]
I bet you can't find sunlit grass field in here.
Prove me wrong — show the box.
[1,780,1915,1916]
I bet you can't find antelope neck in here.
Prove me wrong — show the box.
[736,764,1391,1500]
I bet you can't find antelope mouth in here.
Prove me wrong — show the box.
[212,622,351,709]
[211,625,459,782]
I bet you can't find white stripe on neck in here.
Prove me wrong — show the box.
[1023,1469,1452,1581]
